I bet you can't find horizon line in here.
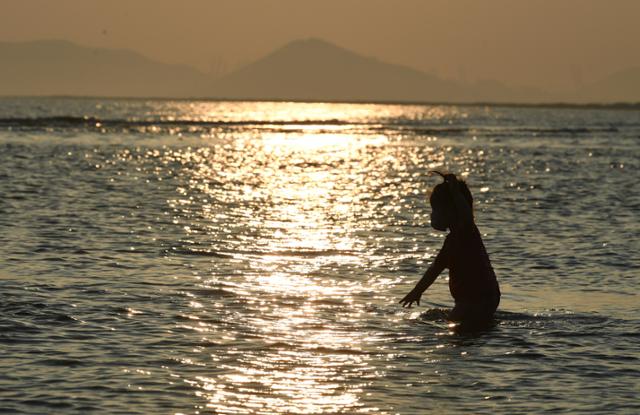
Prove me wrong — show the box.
[1,95,639,110]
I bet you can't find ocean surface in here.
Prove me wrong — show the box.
[1,97,639,414]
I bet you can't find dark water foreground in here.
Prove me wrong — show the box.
[1,99,639,414]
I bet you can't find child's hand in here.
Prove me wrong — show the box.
[399,288,423,308]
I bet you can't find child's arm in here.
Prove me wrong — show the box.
[399,251,447,308]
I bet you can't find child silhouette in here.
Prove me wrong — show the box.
[399,172,500,325]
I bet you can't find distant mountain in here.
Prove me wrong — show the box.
[208,38,549,103]
[0,40,208,97]
[0,38,637,103]
[578,67,640,103]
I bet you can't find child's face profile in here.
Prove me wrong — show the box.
[429,183,451,231]
[430,200,449,231]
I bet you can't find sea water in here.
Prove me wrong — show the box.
[1,98,639,414]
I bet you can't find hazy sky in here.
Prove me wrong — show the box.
[2,0,639,90]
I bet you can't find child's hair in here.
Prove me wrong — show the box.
[429,173,474,215]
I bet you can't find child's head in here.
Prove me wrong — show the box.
[429,172,473,231]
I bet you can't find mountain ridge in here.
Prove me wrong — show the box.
[0,39,208,97]
[208,38,540,103]
[0,38,638,103]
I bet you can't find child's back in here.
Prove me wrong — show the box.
[440,223,500,322]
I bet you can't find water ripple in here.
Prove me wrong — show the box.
[1,100,639,414]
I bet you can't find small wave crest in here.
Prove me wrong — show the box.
[168,246,356,259]
[0,115,621,138]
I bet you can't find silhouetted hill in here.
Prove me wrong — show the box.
[1,38,637,103]
[578,67,640,103]
[210,38,460,102]
[0,40,208,97]
[209,38,549,103]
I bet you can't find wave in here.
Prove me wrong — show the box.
[0,115,622,137]
[168,246,356,259]
[0,116,359,128]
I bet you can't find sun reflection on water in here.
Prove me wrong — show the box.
[145,102,479,413]
[170,121,397,413]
